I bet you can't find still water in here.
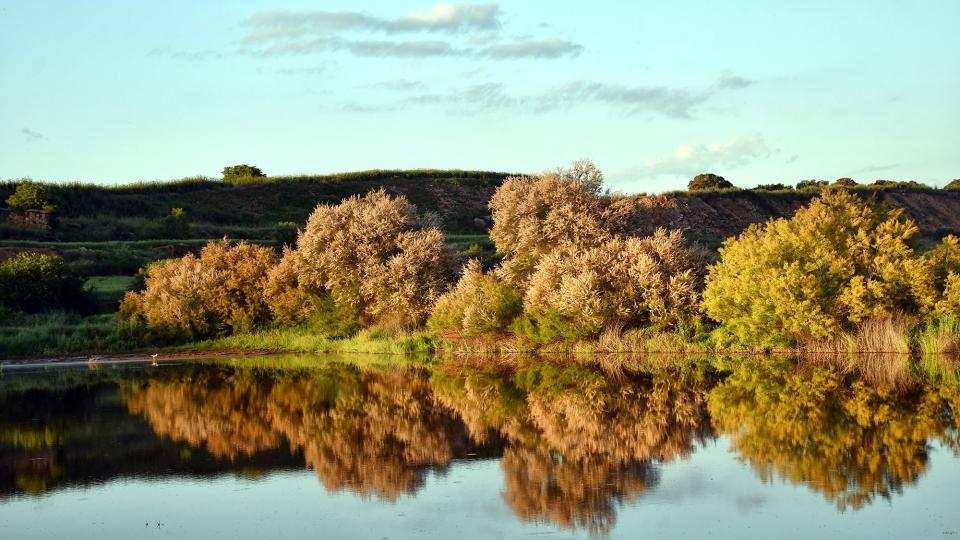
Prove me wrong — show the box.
[0,355,958,539]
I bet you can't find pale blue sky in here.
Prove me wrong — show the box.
[1,0,957,192]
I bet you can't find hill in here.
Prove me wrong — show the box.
[0,170,510,242]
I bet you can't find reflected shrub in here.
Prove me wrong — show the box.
[708,363,960,510]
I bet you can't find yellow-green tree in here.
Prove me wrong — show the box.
[702,189,936,347]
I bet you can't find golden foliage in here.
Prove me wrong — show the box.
[295,189,453,329]
[703,189,937,347]
[119,240,277,339]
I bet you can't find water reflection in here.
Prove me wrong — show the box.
[708,360,960,510]
[1,357,959,537]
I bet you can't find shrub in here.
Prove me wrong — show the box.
[795,179,828,191]
[489,160,634,286]
[520,229,701,340]
[119,240,277,340]
[702,188,937,347]
[0,252,88,313]
[294,189,454,329]
[869,179,930,190]
[428,260,523,337]
[6,181,56,212]
[833,178,859,188]
[946,179,960,191]
[273,221,299,246]
[159,207,189,238]
[222,164,266,185]
[688,173,734,191]
[753,183,791,192]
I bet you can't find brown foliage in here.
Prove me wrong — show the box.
[295,188,454,329]
[118,240,277,339]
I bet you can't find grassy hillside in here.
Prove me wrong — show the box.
[0,170,511,241]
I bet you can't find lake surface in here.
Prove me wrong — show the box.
[1,355,959,539]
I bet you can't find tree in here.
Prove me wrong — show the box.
[795,179,828,190]
[222,164,266,185]
[6,181,56,212]
[702,189,937,347]
[833,178,859,188]
[0,252,87,313]
[944,179,960,191]
[293,189,454,329]
[688,173,733,191]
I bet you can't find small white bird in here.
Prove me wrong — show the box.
[87,356,100,367]
[150,353,159,367]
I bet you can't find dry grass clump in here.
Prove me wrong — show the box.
[119,240,277,340]
[294,188,454,330]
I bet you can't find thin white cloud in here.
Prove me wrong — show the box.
[632,136,772,178]
[341,74,751,118]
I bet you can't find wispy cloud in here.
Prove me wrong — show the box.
[238,3,582,61]
[244,3,502,38]
[148,48,223,61]
[715,71,754,90]
[478,38,582,59]
[20,128,44,142]
[369,79,427,91]
[628,136,772,178]
[342,73,751,118]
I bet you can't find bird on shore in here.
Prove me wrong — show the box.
[87,356,100,366]
[151,353,159,367]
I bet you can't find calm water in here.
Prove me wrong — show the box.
[1,356,958,539]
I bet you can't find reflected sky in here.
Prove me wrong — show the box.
[1,357,959,539]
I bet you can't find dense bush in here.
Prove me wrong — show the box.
[703,189,937,347]
[945,179,960,191]
[795,179,828,191]
[222,164,266,185]
[6,181,56,212]
[428,260,523,337]
[119,240,277,340]
[833,178,859,188]
[688,173,734,191]
[489,160,634,286]
[0,252,88,313]
[519,229,701,339]
[293,189,454,329]
[753,183,791,192]
[926,235,960,317]
[273,221,299,246]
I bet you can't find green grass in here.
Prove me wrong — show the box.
[180,326,436,356]
[85,275,137,295]
[0,238,276,249]
[0,312,132,358]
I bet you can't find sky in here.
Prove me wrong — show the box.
[1,0,958,192]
